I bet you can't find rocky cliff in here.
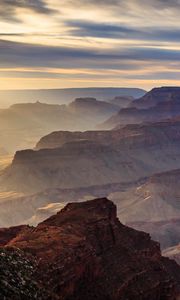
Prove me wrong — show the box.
[1,120,180,250]
[3,119,180,194]
[35,119,180,150]
[1,198,180,300]
[127,219,180,250]
[132,87,180,109]
[163,245,180,265]
[99,98,180,130]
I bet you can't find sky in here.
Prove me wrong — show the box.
[0,0,180,90]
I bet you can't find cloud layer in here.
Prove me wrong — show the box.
[0,0,55,22]
[0,0,179,89]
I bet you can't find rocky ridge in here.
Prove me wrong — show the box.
[99,99,180,130]
[0,198,180,300]
[3,119,180,194]
[132,87,180,109]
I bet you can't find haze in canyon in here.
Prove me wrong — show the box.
[0,0,180,299]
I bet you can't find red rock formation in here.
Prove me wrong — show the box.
[2,198,180,300]
[0,225,30,247]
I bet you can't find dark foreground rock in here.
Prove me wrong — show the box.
[0,248,47,300]
[0,198,180,299]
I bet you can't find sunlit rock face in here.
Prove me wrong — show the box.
[1,198,180,300]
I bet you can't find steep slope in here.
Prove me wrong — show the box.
[108,168,180,253]
[0,87,146,108]
[99,98,180,130]
[132,87,180,109]
[127,219,180,250]
[36,119,180,150]
[2,120,180,194]
[35,128,129,150]
[110,168,180,223]
[1,198,180,300]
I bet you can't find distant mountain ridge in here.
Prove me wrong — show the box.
[0,98,119,152]
[0,87,146,108]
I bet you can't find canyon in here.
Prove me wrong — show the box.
[0,97,120,152]
[0,87,180,292]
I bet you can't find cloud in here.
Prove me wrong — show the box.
[0,0,55,22]
[0,0,179,88]
[66,20,180,42]
[149,0,180,9]
[68,0,180,9]
[67,21,140,38]
[0,39,180,71]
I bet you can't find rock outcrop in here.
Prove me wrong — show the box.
[99,98,180,130]
[127,219,180,250]
[1,198,180,299]
[36,119,180,150]
[0,181,139,228]
[132,87,180,109]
